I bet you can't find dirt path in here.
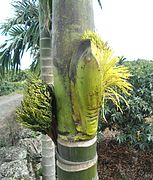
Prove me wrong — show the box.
[0,94,23,125]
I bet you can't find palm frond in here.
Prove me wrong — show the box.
[98,0,102,9]
[0,0,39,75]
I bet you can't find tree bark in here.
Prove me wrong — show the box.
[52,0,98,179]
[39,0,55,179]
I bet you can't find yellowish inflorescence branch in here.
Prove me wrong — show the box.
[69,31,133,138]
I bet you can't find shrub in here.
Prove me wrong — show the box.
[0,81,24,96]
[99,60,153,150]
[0,70,28,96]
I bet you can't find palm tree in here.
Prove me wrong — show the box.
[0,0,39,75]
[38,0,55,179]
[52,1,131,179]
[1,1,55,179]
[2,1,132,179]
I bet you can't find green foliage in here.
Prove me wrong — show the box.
[125,60,153,113]
[16,75,53,134]
[0,70,28,96]
[99,60,153,150]
[0,81,24,96]
[0,0,39,74]
[1,70,28,82]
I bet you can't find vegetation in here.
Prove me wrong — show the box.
[99,60,153,150]
[38,1,56,179]
[0,70,28,96]
[0,0,39,74]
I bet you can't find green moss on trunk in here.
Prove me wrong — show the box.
[52,0,94,137]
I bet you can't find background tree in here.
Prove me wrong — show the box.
[38,0,55,179]
[0,0,39,75]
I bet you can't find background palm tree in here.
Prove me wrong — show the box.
[38,0,55,179]
[0,0,39,75]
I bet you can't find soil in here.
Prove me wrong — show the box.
[97,139,153,180]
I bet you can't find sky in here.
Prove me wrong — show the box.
[94,0,153,60]
[0,0,153,69]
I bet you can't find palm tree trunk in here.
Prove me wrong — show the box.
[39,0,55,179]
[56,136,98,180]
[39,0,53,84]
[52,0,98,179]
[41,134,55,180]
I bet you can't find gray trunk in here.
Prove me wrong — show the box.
[39,0,53,85]
[41,135,55,180]
[39,0,55,179]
